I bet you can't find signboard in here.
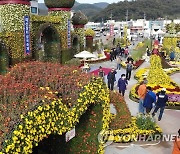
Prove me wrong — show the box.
[67,19,71,48]
[110,24,114,36]
[66,128,75,142]
[24,16,30,55]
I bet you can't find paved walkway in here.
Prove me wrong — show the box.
[89,59,180,154]
[170,73,180,85]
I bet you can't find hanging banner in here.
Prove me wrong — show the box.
[110,24,114,36]
[67,19,71,48]
[24,16,30,55]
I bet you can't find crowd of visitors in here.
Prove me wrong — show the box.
[137,78,169,121]
[110,44,130,61]
[98,42,170,121]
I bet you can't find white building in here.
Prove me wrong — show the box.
[173,19,180,24]
[85,22,101,30]
[30,0,38,15]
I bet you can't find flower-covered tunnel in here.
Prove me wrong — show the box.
[32,104,104,154]
[0,62,111,154]
[33,23,61,62]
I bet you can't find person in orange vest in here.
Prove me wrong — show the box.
[172,129,180,154]
[137,79,147,114]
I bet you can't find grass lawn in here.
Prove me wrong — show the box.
[131,39,151,61]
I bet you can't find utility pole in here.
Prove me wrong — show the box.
[143,12,146,38]
[144,12,146,20]
[110,12,113,21]
[126,9,128,22]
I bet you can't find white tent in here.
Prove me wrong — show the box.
[157,29,166,34]
[74,50,96,59]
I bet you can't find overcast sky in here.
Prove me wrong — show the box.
[38,0,123,4]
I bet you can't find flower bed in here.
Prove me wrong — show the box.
[112,116,162,143]
[109,91,131,130]
[130,64,180,106]
[102,92,161,143]
[0,62,113,153]
[133,59,145,69]
[121,59,145,69]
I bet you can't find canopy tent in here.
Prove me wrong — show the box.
[74,50,96,59]
[74,51,96,66]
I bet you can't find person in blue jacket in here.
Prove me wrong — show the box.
[117,74,128,96]
[152,88,168,121]
[143,86,156,114]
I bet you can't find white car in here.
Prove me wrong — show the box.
[96,33,101,37]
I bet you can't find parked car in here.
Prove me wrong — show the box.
[96,33,101,37]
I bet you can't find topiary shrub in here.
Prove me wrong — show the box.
[44,0,75,8]
[72,11,88,25]
[65,58,81,66]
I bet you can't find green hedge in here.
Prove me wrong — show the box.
[61,48,75,64]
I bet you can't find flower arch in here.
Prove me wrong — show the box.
[0,78,111,154]
[32,23,62,62]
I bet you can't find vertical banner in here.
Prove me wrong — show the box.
[110,24,114,36]
[24,16,30,55]
[67,19,71,48]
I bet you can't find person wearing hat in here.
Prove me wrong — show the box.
[152,88,168,121]
[107,68,117,90]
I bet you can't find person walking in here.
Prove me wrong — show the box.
[172,129,180,154]
[152,88,168,121]
[124,47,129,58]
[107,68,117,90]
[143,86,156,114]
[117,74,128,96]
[127,55,134,63]
[112,48,117,60]
[137,79,147,114]
[146,46,150,56]
[116,56,122,70]
[116,43,121,56]
[110,51,113,62]
[98,66,105,79]
[126,61,133,80]
[120,48,125,57]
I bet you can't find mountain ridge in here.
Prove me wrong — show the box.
[92,0,180,21]
[38,1,109,18]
